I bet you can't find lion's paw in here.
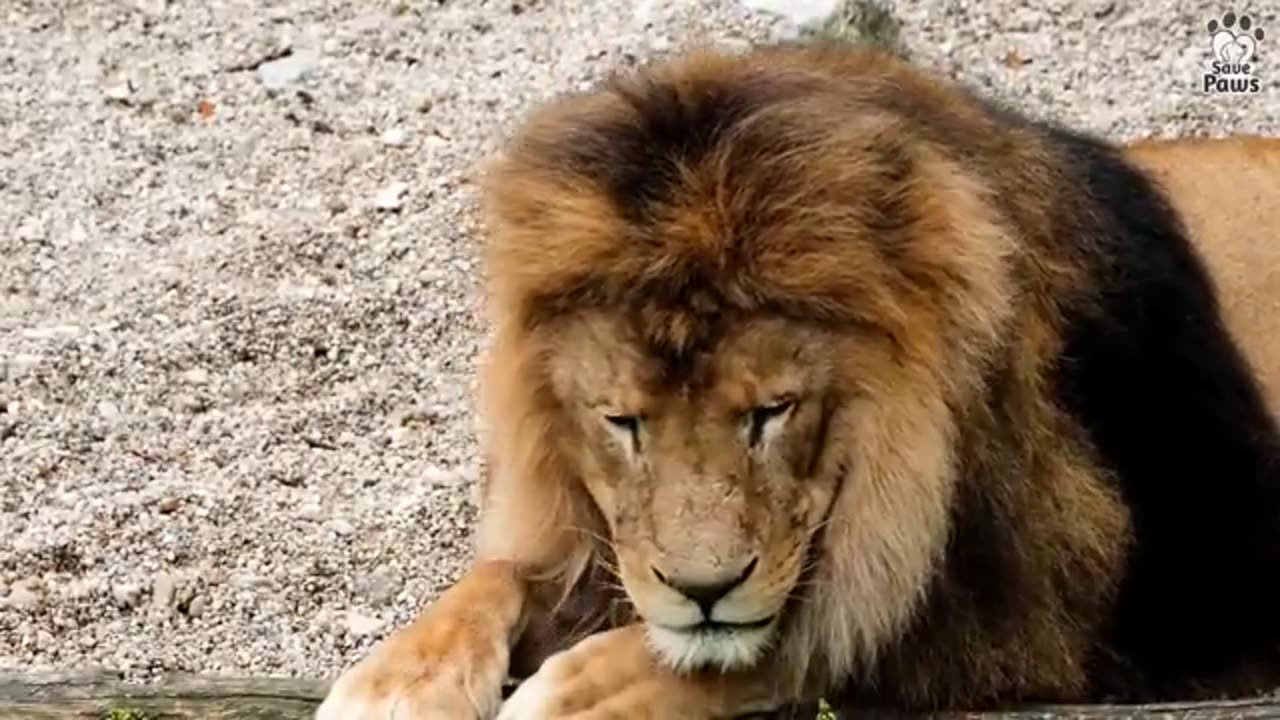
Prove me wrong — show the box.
[315,561,525,719]
[316,651,505,720]
[497,626,717,720]
[316,649,505,720]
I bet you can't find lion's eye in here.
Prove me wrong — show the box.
[605,414,638,432]
[747,400,794,447]
[603,414,641,452]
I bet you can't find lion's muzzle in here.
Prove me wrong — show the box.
[651,556,759,621]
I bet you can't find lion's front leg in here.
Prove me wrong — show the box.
[498,624,786,720]
[315,560,527,720]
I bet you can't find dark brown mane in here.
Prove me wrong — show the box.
[480,44,1029,375]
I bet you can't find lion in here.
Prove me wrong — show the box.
[316,42,1280,719]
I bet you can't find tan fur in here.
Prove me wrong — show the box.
[316,46,1280,719]
[314,561,527,719]
[1123,136,1280,416]
[498,625,784,719]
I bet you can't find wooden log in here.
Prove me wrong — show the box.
[0,670,328,720]
[0,670,1276,719]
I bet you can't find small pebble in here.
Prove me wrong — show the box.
[343,611,385,637]
[380,127,409,146]
[738,0,841,29]
[113,583,143,609]
[104,81,133,102]
[64,578,101,601]
[354,568,402,606]
[151,573,177,610]
[4,586,43,611]
[186,595,208,618]
[22,325,82,340]
[175,583,198,611]
[386,425,415,447]
[373,182,409,210]
[257,51,319,90]
[175,393,210,414]
[3,354,41,380]
[183,368,210,385]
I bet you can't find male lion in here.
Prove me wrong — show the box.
[318,43,1280,719]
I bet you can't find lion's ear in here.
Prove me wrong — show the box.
[473,316,596,595]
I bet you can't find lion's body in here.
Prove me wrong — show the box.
[316,44,1280,720]
[470,43,1280,712]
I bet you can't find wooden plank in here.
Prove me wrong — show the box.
[0,671,1277,719]
[0,670,328,719]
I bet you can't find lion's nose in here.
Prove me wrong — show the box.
[651,557,758,618]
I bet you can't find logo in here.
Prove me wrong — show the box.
[1203,11,1265,94]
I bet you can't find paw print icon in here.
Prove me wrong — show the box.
[1208,12,1265,64]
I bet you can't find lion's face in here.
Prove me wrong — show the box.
[545,310,851,671]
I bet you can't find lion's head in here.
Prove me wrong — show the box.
[473,43,1048,686]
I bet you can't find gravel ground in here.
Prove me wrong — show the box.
[1,0,1276,683]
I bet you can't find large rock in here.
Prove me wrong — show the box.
[739,0,842,30]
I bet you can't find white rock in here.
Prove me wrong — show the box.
[328,519,355,536]
[231,573,267,589]
[257,51,319,91]
[421,464,463,486]
[386,425,415,447]
[104,80,133,101]
[151,573,177,610]
[17,219,44,242]
[15,577,46,594]
[344,610,385,637]
[354,569,402,606]
[21,325,82,340]
[96,401,122,420]
[634,0,655,26]
[112,583,142,609]
[380,127,409,147]
[4,586,42,611]
[739,0,842,30]
[64,578,101,601]
[372,182,409,210]
[132,0,166,15]
[3,353,42,380]
[182,368,210,385]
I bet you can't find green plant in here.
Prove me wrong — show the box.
[102,708,154,720]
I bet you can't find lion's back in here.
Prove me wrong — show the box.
[1124,136,1280,416]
